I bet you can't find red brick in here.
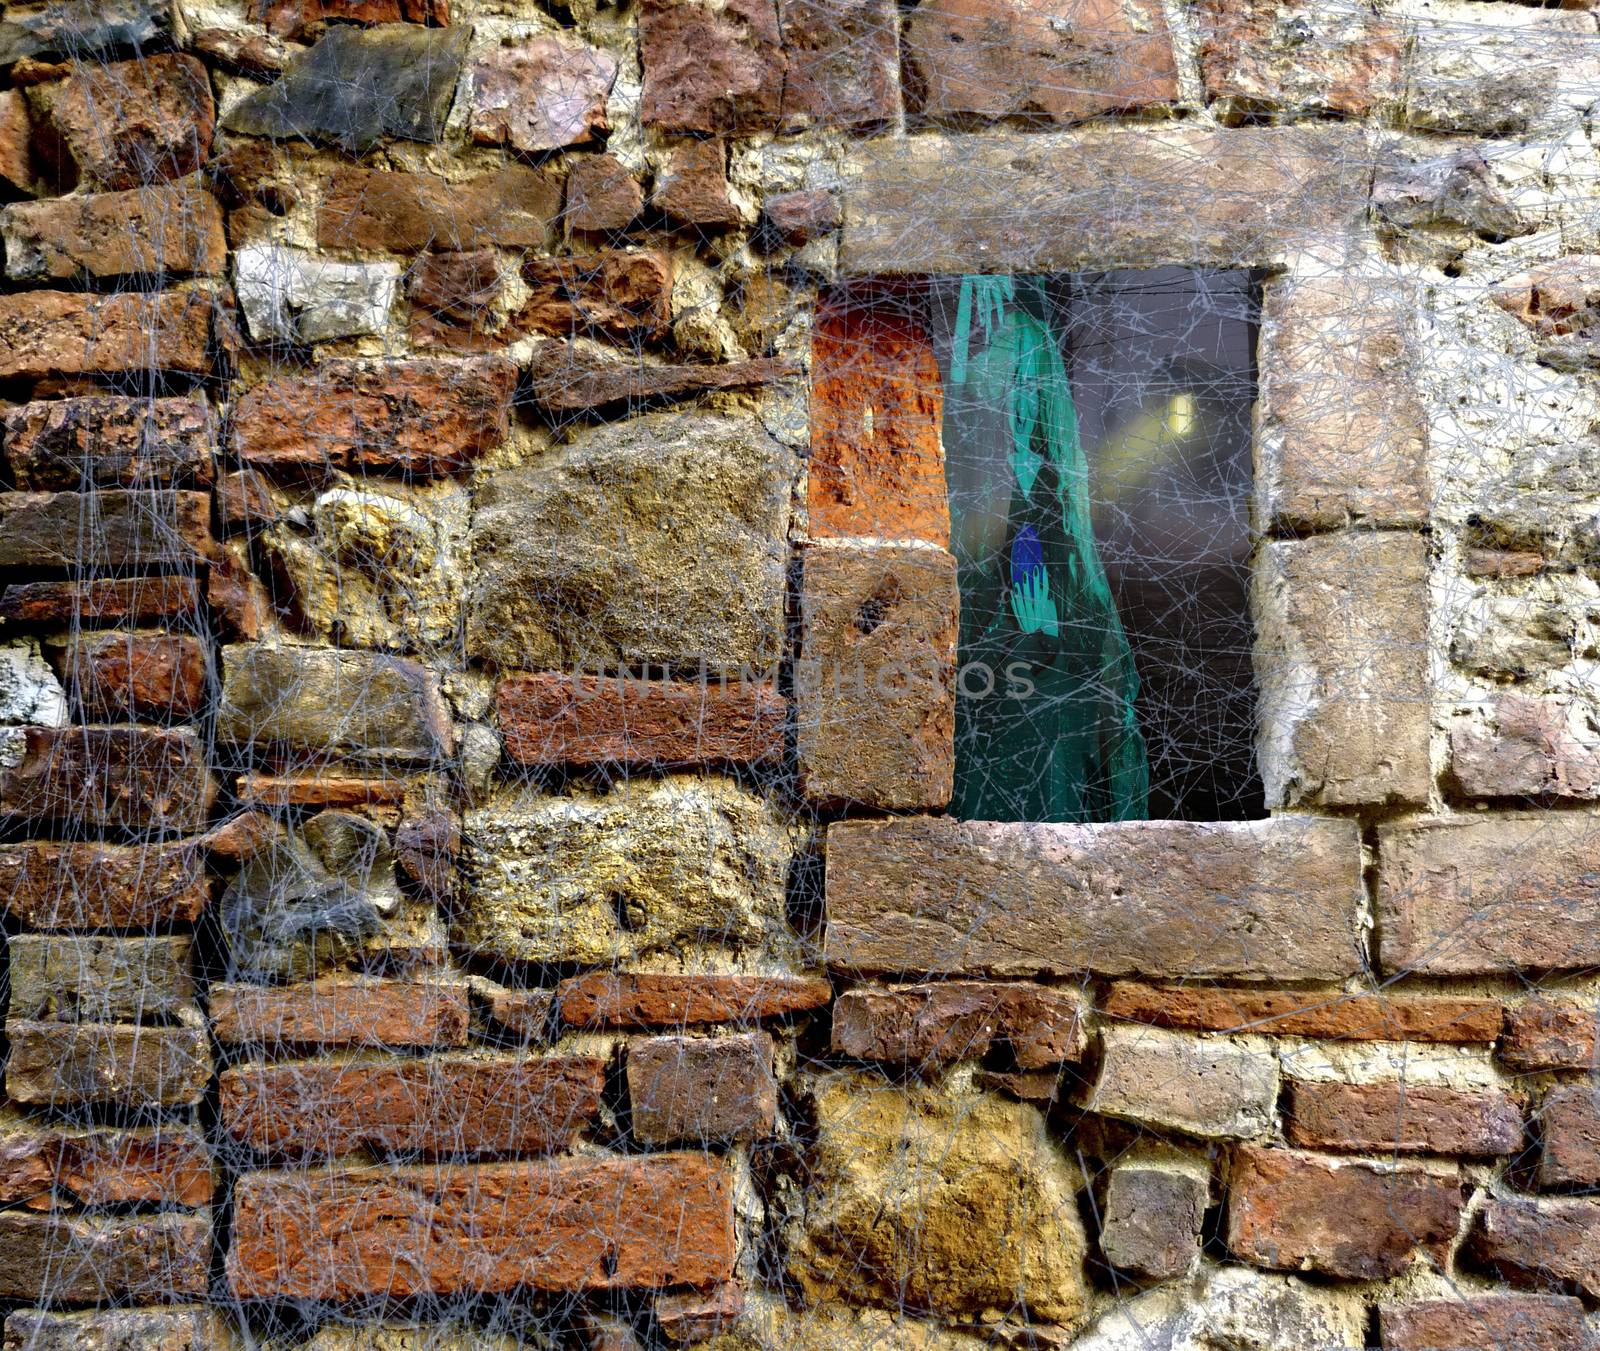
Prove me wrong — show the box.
[808,302,948,546]
[1104,982,1502,1043]
[1450,693,1600,800]
[496,671,784,770]
[832,982,1086,1070]
[0,1211,210,1302]
[1469,1195,1600,1298]
[231,356,516,478]
[519,249,672,342]
[0,726,216,836]
[58,633,208,721]
[0,180,225,281]
[760,188,839,249]
[210,977,471,1050]
[1539,1085,1600,1190]
[407,248,501,324]
[0,576,202,627]
[215,468,279,535]
[628,1032,777,1145]
[1284,1080,1523,1157]
[37,54,214,190]
[206,544,273,641]
[564,153,643,233]
[469,36,615,153]
[6,1019,212,1109]
[227,1155,735,1299]
[1379,1294,1591,1350]
[554,972,833,1029]
[906,0,1177,125]
[796,542,958,810]
[1226,1146,1463,1280]
[220,1054,605,1160]
[318,165,559,252]
[779,0,899,128]
[3,395,213,491]
[1379,813,1600,975]
[1503,998,1600,1072]
[640,0,785,134]
[234,771,415,812]
[0,840,208,929]
[0,1117,212,1211]
[655,1285,745,1343]
[652,139,739,229]
[0,289,212,379]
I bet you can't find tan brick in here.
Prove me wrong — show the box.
[1088,1026,1278,1140]
[628,1032,777,1145]
[2,1306,225,1350]
[0,1211,210,1302]
[5,1017,212,1110]
[1284,1080,1522,1158]
[210,977,471,1050]
[7,934,193,1023]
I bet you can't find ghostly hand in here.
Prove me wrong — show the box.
[1009,570,1060,638]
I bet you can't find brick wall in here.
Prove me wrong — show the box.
[0,0,1598,1347]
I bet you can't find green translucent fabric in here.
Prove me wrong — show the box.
[946,275,1149,823]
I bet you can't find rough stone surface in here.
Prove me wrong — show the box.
[905,0,1178,125]
[1228,1147,1463,1280]
[1379,812,1600,976]
[223,24,469,153]
[210,977,471,1049]
[0,289,212,379]
[628,1032,777,1145]
[522,342,794,414]
[825,815,1363,980]
[1449,693,1600,799]
[779,0,899,129]
[1285,1080,1523,1158]
[0,1,168,65]
[790,1074,1090,1325]
[0,488,211,569]
[796,543,958,810]
[0,1112,212,1211]
[470,37,616,153]
[652,139,740,230]
[0,725,217,835]
[216,644,451,764]
[1098,1158,1207,1279]
[1,180,225,281]
[0,840,208,928]
[221,1054,606,1159]
[8,933,192,1022]
[1538,1085,1600,1190]
[1469,1195,1600,1298]
[564,154,643,234]
[228,1155,735,1299]
[458,775,796,967]
[1254,531,1431,809]
[639,0,785,134]
[468,412,793,673]
[0,577,202,627]
[1088,1026,1278,1139]
[4,395,213,491]
[0,638,66,727]
[60,632,208,720]
[0,89,27,194]
[555,972,834,1029]
[1495,256,1600,373]
[518,250,672,341]
[260,0,446,37]
[235,244,400,345]
[319,165,560,252]
[0,1211,210,1303]
[6,1017,212,1108]
[1503,998,1600,1072]
[0,1308,225,1351]
[1379,1294,1592,1351]
[496,671,785,769]
[831,981,1086,1069]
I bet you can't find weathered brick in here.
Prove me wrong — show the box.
[7,934,192,1022]
[1449,693,1600,799]
[519,250,672,341]
[231,356,515,479]
[1379,1294,1592,1351]
[555,972,834,1029]
[2,1306,225,1350]
[477,985,554,1042]
[905,0,1177,125]
[0,726,217,835]
[759,187,839,249]
[1254,532,1431,808]
[0,179,224,281]
[6,1017,212,1109]
[639,0,785,134]
[0,839,208,929]
[228,1155,735,1298]
[0,89,31,193]
[628,1032,777,1145]
[318,165,560,252]
[0,289,212,379]
[1098,1158,1207,1279]
[36,54,213,190]
[655,1284,745,1343]
[210,977,471,1050]
[1379,813,1600,976]
[1256,274,1427,531]
[1197,0,1403,122]
[0,576,202,627]
[796,543,959,810]
[1227,1146,1463,1280]
[778,0,899,128]
[58,632,208,721]
[1104,982,1502,1044]
[261,0,448,38]
[808,302,949,546]
[825,815,1363,980]
[221,1054,605,1160]
[496,671,785,769]
[3,395,213,491]
[1088,1026,1278,1140]
[1539,1085,1600,1190]
[1469,1194,1600,1298]
[234,770,417,812]
[832,981,1086,1069]
[215,644,452,764]
[0,1113,212,1211]
[0,489,212,570]
[0,1211,210,1302]
[523,342,794,414]
[839,127,1370,275]
[1284,1080,1523,1157]
[652,139,739,229]
[1503,998,1600,1072]
[564,153,643,234]
[470,36,615,153]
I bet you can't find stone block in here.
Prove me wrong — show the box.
[0,839,208,929]
[234,243,400,345]
[1284,1080,1522,1158]
[779,0,899,129]
[1088,1026,1278,1140]
[470,35,615,153]
[518,249,672,341]
[0,1211,210,1302]
[627,1032,777,1145]
[6,1015,212,1109]
[1468,1194,1600,1298]
[7,934,193,1023]
[3,395,213,491]
[1098,1158,1207,1279]
[554,972,833,1029]
[0,2,168,65]
[564,154,643,234]
[639,0,785,134]
[832,981,1086,1069]
[652,139,739,229]
[1,179,224,281]
[0,488,212,569]
[0,639,65,727]
[318,165,560,252]
[209,976,470,1050]
[0,290,212,379]
[1379,1295,1591,1351]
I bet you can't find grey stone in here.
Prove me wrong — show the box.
[2,1307,226,1351]
[467,412,794,673]
[0,0,166,66]
[223,23,470,155]
[1087,1026,1279,1140]
[234,244,400,345]
[0,639,67,727]
[1371,147,1526,240]
[1099,1157,1208,1279]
